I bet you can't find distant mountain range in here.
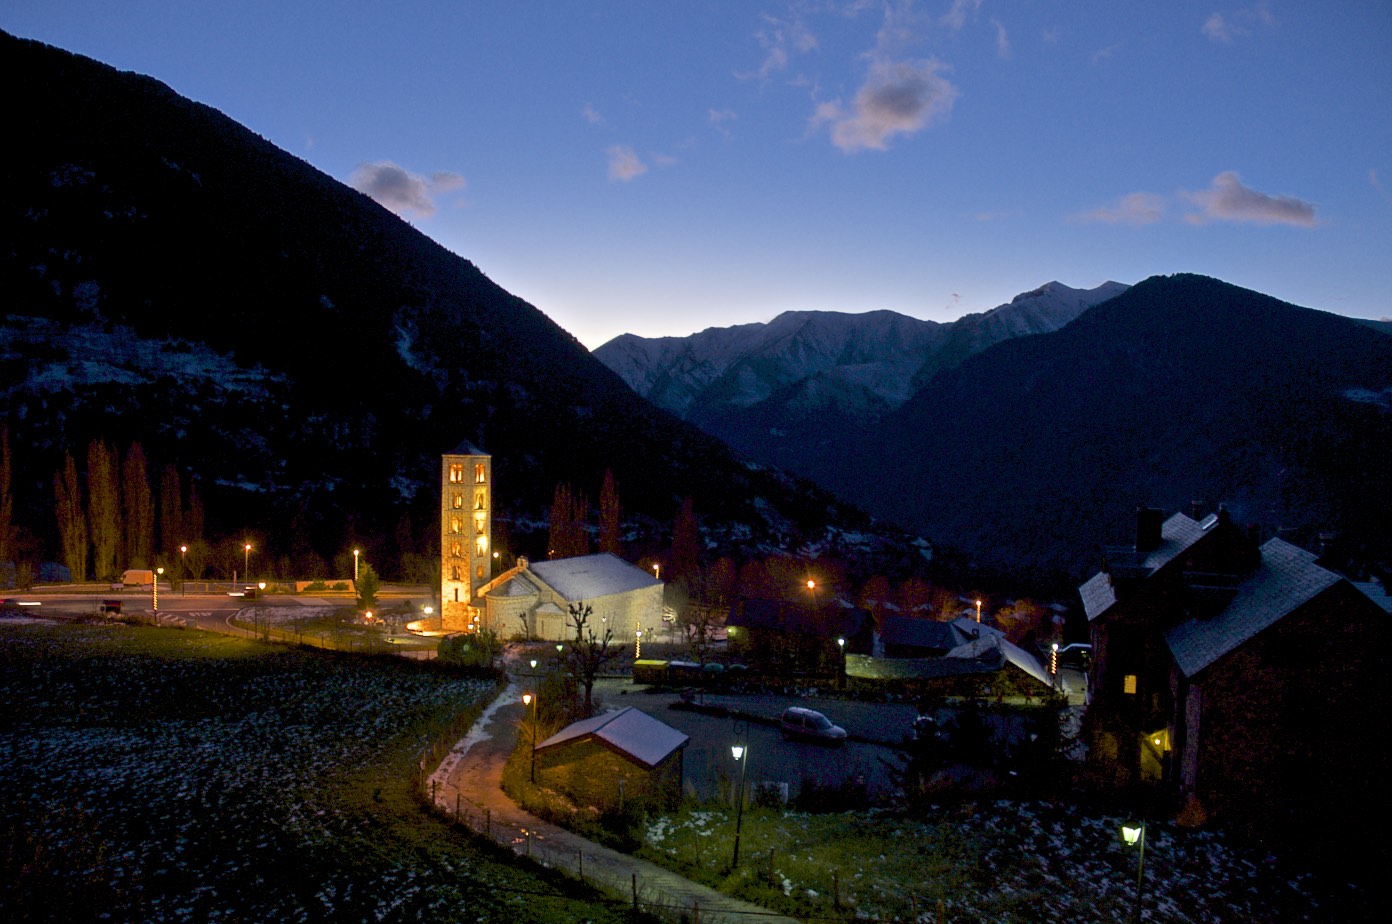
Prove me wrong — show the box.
[595,282,1129,467]
[0,30,925,580]
[601,274,1392,585]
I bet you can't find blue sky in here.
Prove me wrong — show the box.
[7,1,1390,348]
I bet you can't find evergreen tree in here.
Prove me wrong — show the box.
[121,443,153,569]
[356,562,380,611]
[598,468,622,555]
[54,452,87,581]
[185,478,205,542]
[86,439,119,580]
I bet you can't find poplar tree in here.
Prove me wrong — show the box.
[597,468,622,555]
[122,443,153,569]
[669,496,701,585]
[86,439,119,581]
[54,452,87,581]
[0,426,13,565]
[546,483,588,559]
[158,464,183,560]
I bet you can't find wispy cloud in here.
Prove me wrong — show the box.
[581,103,605,125]
[349,161,465,217]
[709,108,737,140]
[1184,171,1316,226]
[606,145,648,182]
[1372,169,1392,208]
[1091,41,1123,64]
[1202,4,1275,42]
[813,58,958,152]
[940,0,981,31]
[745,12,819,80]
[991,18,1011,59]
[1073,192,1166,226]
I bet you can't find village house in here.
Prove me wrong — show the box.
[725,597,873,672]
[474,553,663,642]
[1080,506,1391,858]
[532,706,689,812]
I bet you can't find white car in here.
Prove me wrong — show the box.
[779,707,848,745]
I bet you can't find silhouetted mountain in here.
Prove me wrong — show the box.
[0,31,921,579]
[595,281,1127,473]
[818,274,1392,584]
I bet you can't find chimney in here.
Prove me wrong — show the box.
[1136,507,1164,553]
[517,556,529,571]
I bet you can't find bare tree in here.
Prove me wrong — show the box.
[54,452,87,581]
[563,602,619,719]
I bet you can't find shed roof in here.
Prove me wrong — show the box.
[528,553,660,601]
[878,614,957,650]
[535,706,689,769]
[1164,538,1342,678]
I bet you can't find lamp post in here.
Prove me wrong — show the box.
[730,742,748,867]
[837,636,846,689]
[243,544,252,586]
[1050,642,1060,689]
[153,567,164,612]
[806,578,818,609]
[975,598,982,623]
[353,548,360,583]
[653,563,660,581]
[634,628,643,659]
[179,545,187,594]
[1121,819,1147,923]
[522,692,537,783]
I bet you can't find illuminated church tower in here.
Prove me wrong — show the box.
[440,441,491,630]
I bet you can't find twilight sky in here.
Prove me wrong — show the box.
[7,1,1390,348]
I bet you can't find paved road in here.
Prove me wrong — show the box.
[429,681,804,924]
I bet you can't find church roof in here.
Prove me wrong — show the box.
[535,706,688,769]
[485,574,539,598]
[527,553,659,601]
[446,439,488,456]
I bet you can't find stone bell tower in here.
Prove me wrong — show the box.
[440,441,491,630]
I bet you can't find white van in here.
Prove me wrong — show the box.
[779,707,847,745]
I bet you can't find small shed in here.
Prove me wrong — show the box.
[533,707,689,811]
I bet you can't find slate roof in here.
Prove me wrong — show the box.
[727,597,872,639]
[1081,513,1209,621]
[878,614,957,651]
[1165,538,1343,678]
[485,574,539,598]
[528,553,660,601]
[1353,580,1392,614]
[535,706,689,769]
[446,439,488,456]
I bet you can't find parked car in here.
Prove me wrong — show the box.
[1055,643,1092,669]
[780,707,848,745]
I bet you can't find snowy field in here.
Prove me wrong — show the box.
[0,623,633,923]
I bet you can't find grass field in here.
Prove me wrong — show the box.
[0,623,641,923]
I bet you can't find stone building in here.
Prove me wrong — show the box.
[440,441,491,630]
[474,552,663,642]
[533,707,688,812]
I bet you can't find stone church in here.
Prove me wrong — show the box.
[439,441,492,631]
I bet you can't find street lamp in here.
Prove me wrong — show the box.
[153,567,164,612]
[635,628,643,659]
[653,563,660,581]
[730,742,749,867]
[975,599,982,623]
[806,578,818,609]
[244,544,252,586]
[179,545,187,594]
[837,636,846,688]
[353,548,360,583]
[1121,820,1147,923]
[522,692,537,783]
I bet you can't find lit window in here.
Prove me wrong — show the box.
[449,463,463,484]
[452,493,463,509]
[1123,674,1138,695]
[474,463,486,484]
[451,541,462,558]
[475,490,486,510]
[450,517,462,534]
[476,536,488,556]
[476,564,484,579]
[451,567,461,581]
[474,512,486,534]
